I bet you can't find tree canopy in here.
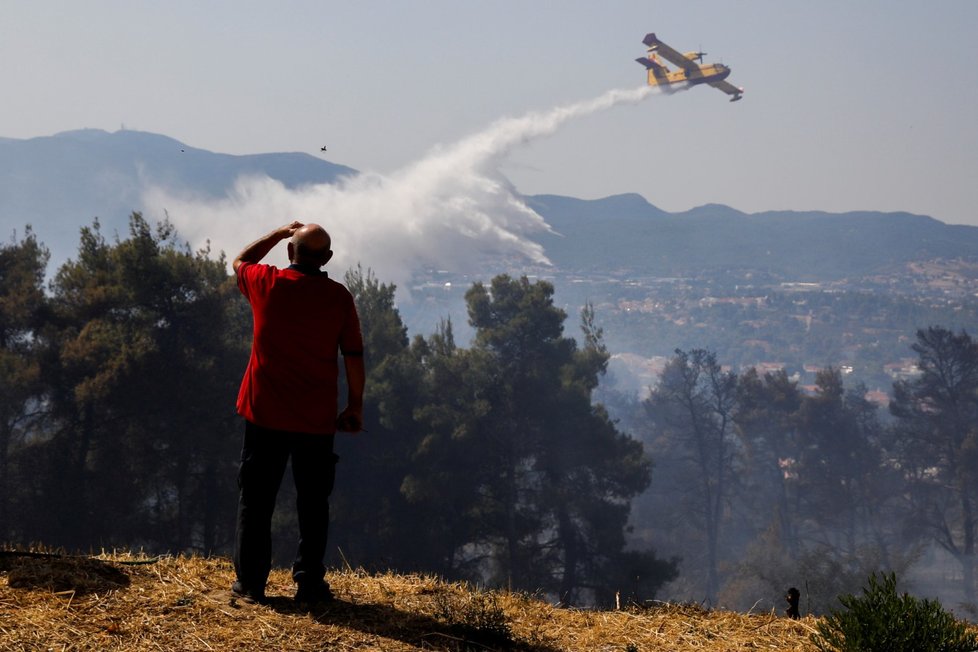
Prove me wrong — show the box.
[3,217,976,608]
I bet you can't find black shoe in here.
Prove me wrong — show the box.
[231,580,267,605]
[295,580,334,605]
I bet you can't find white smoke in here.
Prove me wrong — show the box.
[146,85,655,290]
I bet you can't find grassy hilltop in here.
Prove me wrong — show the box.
[0,552,820,651]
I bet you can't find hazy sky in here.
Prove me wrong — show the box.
[4,1,978,226]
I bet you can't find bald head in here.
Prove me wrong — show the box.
[289,223,333,268]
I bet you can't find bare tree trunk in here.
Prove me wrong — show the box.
[505,450,518,590]
[0,420,10,540]
[64,404,95,548]
[202,460,217,554]
[705,506,720,603]
[962,494,976,602]
[557,506,579,606]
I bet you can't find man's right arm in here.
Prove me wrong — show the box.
[232,221,303,273]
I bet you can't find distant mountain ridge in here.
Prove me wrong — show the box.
[525,194,978,279]
[0,129,355,267]
[2,129,977,280]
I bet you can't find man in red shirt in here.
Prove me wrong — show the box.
[231,221,365,606]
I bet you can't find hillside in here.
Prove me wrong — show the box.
[0,552,820,651]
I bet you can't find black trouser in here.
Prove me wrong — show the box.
[233,421,338,591]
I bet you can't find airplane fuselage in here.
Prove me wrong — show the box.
[646,63,731,88]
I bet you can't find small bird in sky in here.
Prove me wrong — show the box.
[320,146,327,152]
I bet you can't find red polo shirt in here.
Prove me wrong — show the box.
[236,262,363,434]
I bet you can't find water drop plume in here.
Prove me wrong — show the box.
[148,85,655,290]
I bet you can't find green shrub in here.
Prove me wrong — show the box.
[812,572,978,652]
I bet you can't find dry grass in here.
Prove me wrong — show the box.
[1,551,825,651]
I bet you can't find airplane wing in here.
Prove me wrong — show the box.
[635,55,669,75]
[708,79,744,101]
[641,33,697,72]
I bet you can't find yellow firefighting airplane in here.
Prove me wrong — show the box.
[636,33,743,102]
